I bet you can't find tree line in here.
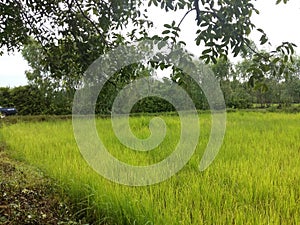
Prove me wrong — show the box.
[1,55,299,115]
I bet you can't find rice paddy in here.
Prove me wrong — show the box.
[0,112,299,224]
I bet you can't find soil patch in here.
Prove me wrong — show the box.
[0,150,86,224]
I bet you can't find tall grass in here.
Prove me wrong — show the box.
[1,112,299,224]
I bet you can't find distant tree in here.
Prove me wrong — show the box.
[210,58,233,81]
[0,87,11,107]
[9,85,45,115]
[282,57,300,104]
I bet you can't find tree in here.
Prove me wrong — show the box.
[210,57,233,81]
[9,85,45,115]
[281,56,300,104]
[1,0,150,88]
[0,87,11,107]
[1,0,297,90]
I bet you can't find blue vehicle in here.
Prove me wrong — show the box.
[0,106,17,118]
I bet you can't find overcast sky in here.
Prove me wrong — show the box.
[0,0,300,87]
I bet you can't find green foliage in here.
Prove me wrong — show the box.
[210,57,233,80]
[245,42,297,85]
[2,0,150,87]
[220,80,252,109]
[276,0,290,4]
[234,55,300,108]
[1,0,297,91]
[0,1,29,54]
[0,85,72,115]
[131,96,175,113]
[0,87,11,107]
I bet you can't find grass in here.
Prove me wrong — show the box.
[0,112,300,224]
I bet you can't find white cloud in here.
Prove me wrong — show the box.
[251,0,300,52]
[0,52,29,87]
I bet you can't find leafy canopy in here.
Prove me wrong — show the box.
[0,0,297,85]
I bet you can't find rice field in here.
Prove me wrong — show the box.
[0,112,299,224]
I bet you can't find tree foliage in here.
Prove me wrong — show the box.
[1,0,151,86]
[1,1,297,81]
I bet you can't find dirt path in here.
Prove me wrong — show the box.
[0,143,85,225]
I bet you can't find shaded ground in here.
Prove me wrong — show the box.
[0,142,87,225]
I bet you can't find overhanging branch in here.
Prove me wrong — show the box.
[194,0,201,25]
[74,0,109,47]
[178,8,196,28]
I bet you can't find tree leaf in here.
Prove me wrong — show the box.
[162,30,170,34]
[164,24,172,29]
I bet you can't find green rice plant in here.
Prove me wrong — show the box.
[0,112,299,224]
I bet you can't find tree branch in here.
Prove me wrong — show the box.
[74,0,109,47]
[194,0,201,25]
[177,6,218,29]
[17,0,50,56]
[178,8,196,28]
[244,39,270,61]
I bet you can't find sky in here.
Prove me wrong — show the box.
[0,0,300,87]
